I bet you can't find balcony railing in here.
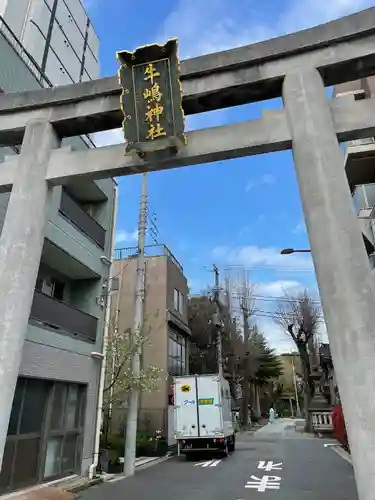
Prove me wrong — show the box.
[347,137,375,148]
[114,244,183,273]
[60,190,106,249]
[353,183,375,215]
[30,290,98,343]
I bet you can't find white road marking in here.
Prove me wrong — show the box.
[194,459,222,467]
[258,460,283,471]
[245,475,281,492]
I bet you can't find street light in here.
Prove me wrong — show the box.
[280,248,311,255]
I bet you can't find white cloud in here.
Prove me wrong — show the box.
[258,318,296,353]
[91,129,124,147]
[257,280,304,297]
[160,0,374,60]
[245,174,276,193]
[292,219,306,234]
[211,244,313,270]
[157,0,373,132]
[115,229,138,245]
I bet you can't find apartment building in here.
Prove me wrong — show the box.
[0,0,99,87]
[334,78,375,266]
[0,1,117,494]
[110,245,190,440]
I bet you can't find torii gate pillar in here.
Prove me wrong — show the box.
[0,120,60,467]
[284,69,375,500]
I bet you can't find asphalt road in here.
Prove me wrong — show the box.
[80,419,358,500]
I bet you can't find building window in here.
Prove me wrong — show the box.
[168,331,187,376]
[0,378,86,494]
[173,289,185,315]
[43,382,85,480]
[37,276,66,301]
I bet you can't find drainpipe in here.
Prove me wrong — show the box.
[88,182,118,480]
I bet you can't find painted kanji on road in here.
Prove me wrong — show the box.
[245,475,281,492]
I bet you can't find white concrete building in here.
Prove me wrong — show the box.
[334,78,375,268]
[0,0,99,86]
[0,1,117,495]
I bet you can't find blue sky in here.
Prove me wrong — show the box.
[83,0,374,351]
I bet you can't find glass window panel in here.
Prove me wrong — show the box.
[61,434,78,472]
[8,379,25,435]
[44,437,63,478]
[0,440,15,490]
[13,438,40,486]
[65,385,79,429]
[179,293,184,314]
[19,379,48,434]
[51,383,67,430]
[168,338,174,357]
[181,345,186,373]
[79,388,86,428]
[173,289,179,310]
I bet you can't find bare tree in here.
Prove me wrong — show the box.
[272,289,321,431]
[237,274,257,427]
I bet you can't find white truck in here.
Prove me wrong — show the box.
[173,374,236,457]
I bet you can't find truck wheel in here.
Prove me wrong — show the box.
[222,440,229,458]
[231,435,236,452]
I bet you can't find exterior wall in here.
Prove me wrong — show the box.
[0,179,116,477]
[111,257,169,414]
[334,78,375,264]
[278,353,302,392]
[110,252,190,433]
[0,0,111,485]
[19,337,100,474]
[334,76,375,99]
[166,256,189,323]
[0,0,100,86]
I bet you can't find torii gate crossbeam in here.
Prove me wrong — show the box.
[0,9,374,500]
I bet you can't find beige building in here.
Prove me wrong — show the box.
[110,244,190,436]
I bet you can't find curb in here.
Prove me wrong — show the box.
[101,454,173,484]
[327,444,353,466]
[64,478,103,494]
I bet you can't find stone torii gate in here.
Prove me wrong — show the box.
[0,7,375,499]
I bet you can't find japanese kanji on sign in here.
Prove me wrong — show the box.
[117,38,187,157]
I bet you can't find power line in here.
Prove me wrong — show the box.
[231,293,321,305]
[224,265,314,273]
[231,307,325,323]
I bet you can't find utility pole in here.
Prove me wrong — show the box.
[124,173,147,477]
[212,264,223,377]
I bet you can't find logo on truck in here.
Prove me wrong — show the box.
[181,384,191,393]
[198,398,214,405]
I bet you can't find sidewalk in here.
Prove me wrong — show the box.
[0,455,170,499]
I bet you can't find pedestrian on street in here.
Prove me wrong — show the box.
[268,407,275,424]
